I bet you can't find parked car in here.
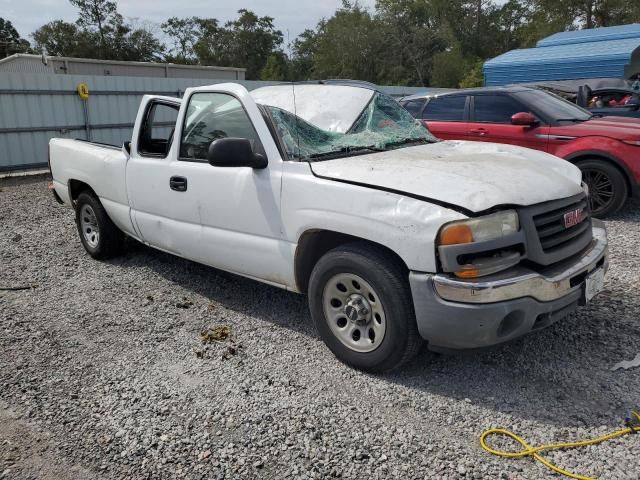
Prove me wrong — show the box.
[49,82,608,372]
[400,86,640,216]
[523,78,640,119]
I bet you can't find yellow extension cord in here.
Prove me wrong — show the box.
[480,411,640,480]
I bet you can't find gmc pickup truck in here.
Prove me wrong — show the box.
[49,81,609,372]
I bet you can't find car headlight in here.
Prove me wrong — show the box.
[438,210,519,246]
[437,210,521,278]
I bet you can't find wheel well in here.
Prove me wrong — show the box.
[294,230,408,294]
[68,180,95,203]
[570,155,632,198]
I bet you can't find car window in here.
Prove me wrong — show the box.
[138,102,180,158]
[515,90,591,122]
[401,99,426,118]
[179,92,264,162]
[473,95,530,123]
[422,96,466,121]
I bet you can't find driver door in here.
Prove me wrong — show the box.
[467,93,550,152]
[126,85,289,286]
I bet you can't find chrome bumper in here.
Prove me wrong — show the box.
[433,221,608,304]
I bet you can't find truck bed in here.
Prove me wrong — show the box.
[49,138,135,236]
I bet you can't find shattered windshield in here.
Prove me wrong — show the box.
[255,86,437,161]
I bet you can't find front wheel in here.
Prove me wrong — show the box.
[577,159,628,217]
[308,243,422,372]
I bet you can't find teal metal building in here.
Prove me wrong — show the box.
[484,23,640,86]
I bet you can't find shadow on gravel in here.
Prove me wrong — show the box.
[109,232,633,430]
[110,239,314,336]
[606,197,640,223]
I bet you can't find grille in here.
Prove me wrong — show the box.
[533,198,591,253]
[519,194,593,266]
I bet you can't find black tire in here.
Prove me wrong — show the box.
[308,242,422,373]
[577,159,628,217]
[75,191,124,259]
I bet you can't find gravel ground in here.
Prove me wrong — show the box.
[1,174,639,480]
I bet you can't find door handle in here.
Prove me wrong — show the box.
[169,176,188,192]
[470,128,488,136]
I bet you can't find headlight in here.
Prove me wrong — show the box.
[438,210,519,246]
[437,210,521,278]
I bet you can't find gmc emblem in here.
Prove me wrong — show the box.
[563,208,585,228]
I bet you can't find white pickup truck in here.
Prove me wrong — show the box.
[49,81,608,372]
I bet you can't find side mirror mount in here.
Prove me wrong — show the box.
[207,138,267,169]
[511,112,538,127]
[122,140,131,159]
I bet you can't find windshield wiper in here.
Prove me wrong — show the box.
[384,137,431,149]
[307,145,384,160]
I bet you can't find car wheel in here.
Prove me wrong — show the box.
[75,191,124,259]
[577,159,628,217]
[308,242,422,372]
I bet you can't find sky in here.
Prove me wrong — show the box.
[1,0,377,49]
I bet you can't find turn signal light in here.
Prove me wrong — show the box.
[454,268,481,278]
[439,224,473,246]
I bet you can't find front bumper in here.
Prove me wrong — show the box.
[409,221,608,350]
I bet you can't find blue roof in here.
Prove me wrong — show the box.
[484,35,640,85]
[537,23,640,47]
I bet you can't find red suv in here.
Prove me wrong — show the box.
[400,86,640,216]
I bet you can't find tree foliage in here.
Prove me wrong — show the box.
[0,18,30,58]
[5,0,640,83]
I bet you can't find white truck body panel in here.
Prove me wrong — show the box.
[49,82,585,292]
[310,140,583,213]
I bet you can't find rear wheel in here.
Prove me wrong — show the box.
[577,159,628,217]
[75,191,124,259]
[308,242,422,372]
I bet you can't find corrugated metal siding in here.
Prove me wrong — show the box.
[484,38,640,85]
[537,23,640,48]
[0,56,54,74]
[0,54,246,80]
[0,72,424,171]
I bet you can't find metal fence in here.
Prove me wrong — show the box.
[0,72,427,171]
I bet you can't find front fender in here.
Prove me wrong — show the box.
[557,137,639,195]
[283,167,467,272]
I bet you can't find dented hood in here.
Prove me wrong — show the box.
[309,140,583,213]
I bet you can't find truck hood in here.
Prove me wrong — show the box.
[309,140,583,213]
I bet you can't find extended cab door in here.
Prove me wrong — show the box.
[420,94,470,140]
[467,93,549,152]
[126,85,289,286]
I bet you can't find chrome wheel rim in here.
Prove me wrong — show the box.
[79,204,100,249]
[582,168,613,215]
[322,273,386,353]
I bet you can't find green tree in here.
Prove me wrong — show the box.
[191,10,283,79]
[109,20,164,62]
[311,3,385,83]
[260,53,288,80]
[162,17,199,63]
[431,47,470,88]
[69,0,121,57]
[226,9,284,79]
[0,18,30,58]
[32,20,95,57]
[375,0,449,85]
[459,59,485,87]
[192,18,233,66]
[289,28,318,80]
